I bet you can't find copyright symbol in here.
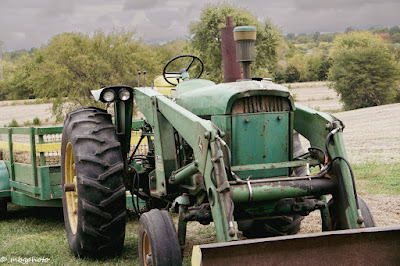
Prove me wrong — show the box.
[0,257,7,263]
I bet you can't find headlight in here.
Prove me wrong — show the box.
[103,90,115,102]
[119,89,131,101]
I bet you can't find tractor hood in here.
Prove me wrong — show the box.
[174,80,294,116]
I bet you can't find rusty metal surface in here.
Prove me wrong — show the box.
[231,95,291,114]
[193,225,400,265]
[221,16,241,83]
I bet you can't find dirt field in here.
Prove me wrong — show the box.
[0,101,54,126]
[1,82,399,234]
[289,81,343,112]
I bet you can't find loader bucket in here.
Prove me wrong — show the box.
[192,225,400,265]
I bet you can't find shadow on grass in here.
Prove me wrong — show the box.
[5,203,64,222]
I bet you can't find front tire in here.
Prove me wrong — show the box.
[238,215,304,238]
[61,107,126,258]
[138,209,182,266]
[328,196,375,229]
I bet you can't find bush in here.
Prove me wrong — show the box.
[33,117,41,126]
[7,119,19,127]
[328,31,400,110]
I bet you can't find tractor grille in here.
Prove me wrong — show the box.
[231,95,291,114]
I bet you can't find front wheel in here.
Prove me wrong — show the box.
[138,209,182,266]
[328,196,375,229]
[61,107,126,258]
[238,215,304,238]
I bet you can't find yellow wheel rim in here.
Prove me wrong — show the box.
[142,231,152,266]
[65,142,78,234]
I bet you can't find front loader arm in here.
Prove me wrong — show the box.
[135,87,237,242]
[294,104,359,229]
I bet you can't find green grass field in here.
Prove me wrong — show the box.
[0,162,398,265]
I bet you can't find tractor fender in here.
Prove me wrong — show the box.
[0,161,10,193]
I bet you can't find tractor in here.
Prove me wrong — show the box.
[60,25,399,265]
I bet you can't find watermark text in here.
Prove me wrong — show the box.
[0,256,50,264]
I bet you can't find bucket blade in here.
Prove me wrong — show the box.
[192,225,400,265]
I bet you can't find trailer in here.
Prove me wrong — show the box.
[0,126,146,215]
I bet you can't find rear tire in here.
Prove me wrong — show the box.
[138,209,181,266]
[328,196,375,229]
[61,107,126,258]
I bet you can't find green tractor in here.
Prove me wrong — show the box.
[60,26,395,265]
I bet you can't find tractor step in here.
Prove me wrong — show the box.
[192,225,400,265]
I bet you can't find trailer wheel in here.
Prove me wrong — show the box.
[61,107,126,258]
[328,197,375,229]
[0,199,7,218]
[138,209,181,266]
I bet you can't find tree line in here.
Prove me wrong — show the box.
[0,3,399,117]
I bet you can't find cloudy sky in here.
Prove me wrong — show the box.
[1,0,399,51]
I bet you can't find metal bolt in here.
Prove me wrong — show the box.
[211,157,220,163]
[277,115,282,120]
[244,118,250,123]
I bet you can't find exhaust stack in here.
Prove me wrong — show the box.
[221,16,242,82]
[233,26,257,80]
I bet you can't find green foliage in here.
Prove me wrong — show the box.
[0,54,35,100]
[7,119,19,127]
[188,3,281,83]
[328,31,400,110]
[33,117,41,125]
[3,30,161,121]
[31,30,160,121]
[152,39,186,67]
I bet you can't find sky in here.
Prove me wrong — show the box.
[1,0,400,51]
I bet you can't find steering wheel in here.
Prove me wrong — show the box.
[162,54,204,86]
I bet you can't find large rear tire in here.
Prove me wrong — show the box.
[61,107,126,258]
[138,209,182,266]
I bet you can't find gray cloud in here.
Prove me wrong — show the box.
[124,0,164,10]
[0,0,399,51]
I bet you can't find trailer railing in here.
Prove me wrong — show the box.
[0,126,149,208]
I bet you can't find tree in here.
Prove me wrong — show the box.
[152,39,186,67]
[304,53,322,81]
[391,33,400,44]
[286,33,296,41]
[328,31,400,110]
[286,54,306,82]
[27,30,159,121]
[187,3,281,83]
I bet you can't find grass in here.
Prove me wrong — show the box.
[0,205,141,265]
[22,98,52,105]
[354,163,400,195]
[0,162,396,264]
[4,117,43,127]
[0,206,200,265]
